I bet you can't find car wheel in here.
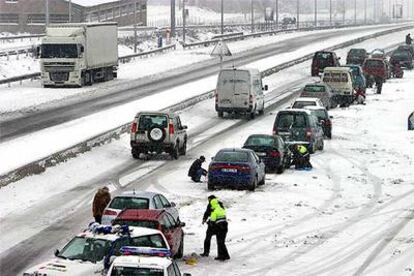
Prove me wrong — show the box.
[326,131,332,139]
[319,139,324,151]
[207,181,214,191]
[309,143,315,154]
[259,175,266,185]
[218,111,224,118]
[249,112,256,120]
[131,149,141,159]
[175,236,184,259]
[179,140,187,155]
[248,178,257,191]
[171,145,179,160]
[277,165,284,174]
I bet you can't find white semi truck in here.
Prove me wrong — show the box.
[39,22,118,87]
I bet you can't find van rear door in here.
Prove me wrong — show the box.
[232,70,251,110]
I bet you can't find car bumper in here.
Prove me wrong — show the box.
[215,105,253,113]
[131,141,174,153]
[208,174,253,188]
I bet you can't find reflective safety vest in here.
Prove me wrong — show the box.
[210,198,226,223]
[298,145,308,155]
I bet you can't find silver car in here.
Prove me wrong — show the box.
[299,83,336,109]
[101,191,179,225]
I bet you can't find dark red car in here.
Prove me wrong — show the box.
[113,209,185,258]
[362,58,388,88]
[311,51,340,76]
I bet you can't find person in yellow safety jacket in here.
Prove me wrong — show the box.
[294,144,312,170]
[209,198,230,261]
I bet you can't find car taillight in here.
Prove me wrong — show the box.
[131,122,137,133]
[169,123,174,134]
[270,150,281,157]
[103,210,117,216]
[306,128,312,140]
[235,165,251,172]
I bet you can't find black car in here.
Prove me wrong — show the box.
[396,45,414,59]
[390,50,413,69]
[346,48,368,65]
[242,134,290,173]
[304,106,332,139]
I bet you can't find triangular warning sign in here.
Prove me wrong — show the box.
[210,40,232,57]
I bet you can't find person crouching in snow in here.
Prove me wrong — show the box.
[292,144,312,170]
[188,156,208,182]
[92,186,111,224]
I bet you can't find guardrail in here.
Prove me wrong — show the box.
[211,32,244,40]
[0,25,410,186]
[1,44,177,86]
[0,34,44,41]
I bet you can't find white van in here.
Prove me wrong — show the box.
[215,68,267,119]
[322,67,354,107]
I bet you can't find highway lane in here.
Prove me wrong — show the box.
[0,24,406,142]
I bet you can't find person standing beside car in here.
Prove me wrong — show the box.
[209,198,230,261]
[188,156,208,182]
[201,195,224,257]
[92,186,111,224]
[406,33,412,45]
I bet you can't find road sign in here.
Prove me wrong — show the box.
[210,40,232,57]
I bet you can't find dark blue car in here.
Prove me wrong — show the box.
[208,148,266,191]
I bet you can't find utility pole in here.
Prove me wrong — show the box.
[364,0,367,24]
[221,0,224,34]
[182,0,186,43]
[134,1,137,53]
[251,0,254,33]
[330,0,332,26]
[297,0,300,29]
[275,0,279,29]
[354,0,357,24]
[374,0,377,22]
[342,0,346,25]
[314,0,317,27]
[45,0,50,27]
[171,0,176,37]
[68,0,72,23]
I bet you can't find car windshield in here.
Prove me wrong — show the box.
[138,115,168,131]
[349,49,365,56]
[393,51,411,58]
[215,151,249,162]
[41,44,78,58]
[218,70,250,94]
[58,237,111,263]
[245,136,275,147]
[364,60,383,68]
[110,267,164,276]
[114,220,158,229]
[292,101,316,108]
[109,197,150,210]
[277,113,307,129]
[309,110,328,120]
[303,85,326,93]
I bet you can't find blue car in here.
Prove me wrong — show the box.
[208,148,266,191]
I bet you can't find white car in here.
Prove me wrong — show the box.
[101,191,179,225]
[290,97,324,109]
[107,247,191,276]
[23,224,170,276]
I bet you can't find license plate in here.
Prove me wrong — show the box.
[256,152,266,157]
[222,168,237,173]
[220,99,231,104]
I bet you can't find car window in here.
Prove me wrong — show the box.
[251,152,260,163]
[131,234,167,249]
[161,215,174,229]
[138,115,168,131]
[176,116,183,129]
[111,266,164,276]
[165,213,177,227]
[58,237,111,262]
[172,261,181,276]
[214,151,249,162]
[112,237,131,256]
[276,113,307,128]
[167,264,176,276]
[244,136,275,147]
[114,219,158,229]
[303,85,326,93]
[292,101,316,108]
[159,195,171,208]
[153,196,163,209]
[364,60,384,68]
[109,197,149,210]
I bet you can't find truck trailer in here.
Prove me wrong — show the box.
[39,22,118,87]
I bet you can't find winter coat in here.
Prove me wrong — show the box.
[188,159,204,177]
[92,188,111,217]
[203,200,224,223]
[406,35,412,45]
[209,198,226,223]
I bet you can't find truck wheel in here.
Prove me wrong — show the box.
[248,178,257,191]
[175,236,184,259]
[106,68,114,81]
[249,112,256,120]
[258,103,265,115]
[131,149,141,159]
[85,72,92,86]
[218,111,224,118]
[171,145,179,160]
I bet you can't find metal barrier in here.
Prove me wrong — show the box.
[211,32,244,40]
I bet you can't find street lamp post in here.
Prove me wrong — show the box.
[364,0,367,24]
[45,0,50,27]
[275,0,279,29]
[68,0,72,23]
[314,0,317,27]
[297,0,300,29]
[221,0,224,34]
[330,0,332,26]
[251,0,254,33]
[171,0,176,37]
[182,0,186,43]
[354,0,357,24]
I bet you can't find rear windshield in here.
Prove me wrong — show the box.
[310,110,328,120]
[292,101,316,108]
[110,267,163,276]
[393,51,411,58]
[215,151,249,162]
[276,113,307,128]
[323,72,349,83]
[138,115,168,131]
[218,70,250,94]
[109,197,150,210]
[364,60,384,68]
[303,85,326,93]
[244,136,275,147]
[349,49,365,56]
[315,52,333,60]
[114,220,158,229]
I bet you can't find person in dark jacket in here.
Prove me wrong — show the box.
[200,195,224,257]
[291,144,312,170]
[406,33,412,45]
[92,186,111,224]
[209,198,230,261]
[188,156,207,182]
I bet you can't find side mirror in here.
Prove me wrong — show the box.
[329,115,333,119]
[263,85,268,91]
[337,57,341,60]
[80,45,85,53]
[180,222,186,227]
[54,249,60,257]
[211,157,214,161]
[170,202,176,207]
[182,125,188,129]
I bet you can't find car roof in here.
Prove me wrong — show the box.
[135,111,176,118]
[365,57,385,61]
[278,109,312,115]
[304,106,327,111]
[78,226,163,241]
[112,255,171,268]
[294,97,320,102]
[218,148,253,153]
[246,134,274,138]
[323,66,351,72]
[115,191,158,199]
[117,209,165,221]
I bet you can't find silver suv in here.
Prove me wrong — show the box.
[130,112,188,159]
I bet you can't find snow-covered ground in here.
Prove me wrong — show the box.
[1,59,413,275]
[0,25,412,178]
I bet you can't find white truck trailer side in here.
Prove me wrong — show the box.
[39,22,118,87]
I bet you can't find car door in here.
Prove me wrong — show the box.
[159,194,179,221]
[175,116,186,147]
[251,152,265,181]
[160,214,177,254]
[165,213,182,253]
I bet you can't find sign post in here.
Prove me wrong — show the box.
[409,112,414,130]
[210,40,232,69]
